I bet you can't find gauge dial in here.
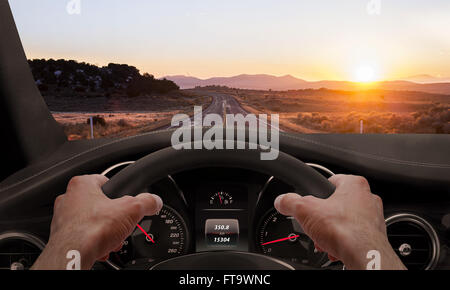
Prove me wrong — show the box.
[108,205,188,269]
[258,209,327,267]
[209,191,233,206]
[0,233,45,270]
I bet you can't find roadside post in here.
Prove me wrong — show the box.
[90,116,94,139]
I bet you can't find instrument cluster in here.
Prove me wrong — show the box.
[101,163,337,270]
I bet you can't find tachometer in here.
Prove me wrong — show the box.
[108,205,188,269]
[258,209,327,267]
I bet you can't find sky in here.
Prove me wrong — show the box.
[8,0,450,81]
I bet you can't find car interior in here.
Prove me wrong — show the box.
[0,0,449,271]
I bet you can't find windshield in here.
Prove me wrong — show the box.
[9,0,450,139]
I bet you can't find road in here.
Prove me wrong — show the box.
[107,93,282,138]
[164,93,281,132]
[222,93,282,132]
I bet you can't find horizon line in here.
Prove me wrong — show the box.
[27,57,450,84]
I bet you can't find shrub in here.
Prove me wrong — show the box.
[117,119,130,127]
[87,116,106,126]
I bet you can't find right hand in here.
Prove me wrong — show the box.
[274,174,406,270]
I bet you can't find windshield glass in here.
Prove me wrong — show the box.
[9,0,450,139]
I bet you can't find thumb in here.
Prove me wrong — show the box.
[134,193,163,217]
[274,193,317,224]
[118,193,163,224]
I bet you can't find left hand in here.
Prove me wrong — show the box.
[32,174,163,270]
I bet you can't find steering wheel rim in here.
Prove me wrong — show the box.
[102,141,335,199]
[101,141,336,270]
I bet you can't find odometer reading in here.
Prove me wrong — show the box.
[205,219,239,248]
[108,205,188,268]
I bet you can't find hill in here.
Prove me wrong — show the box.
[29,59,179,98]
[401,74,450,84]
[165,74,450,94]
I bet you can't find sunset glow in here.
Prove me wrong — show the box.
[8,0,450,81]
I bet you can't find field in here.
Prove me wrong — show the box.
[50,92,212,140]
[51,87,450,138]
[233,88,450,134]
[34,59,450,137]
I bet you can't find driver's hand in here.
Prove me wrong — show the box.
[274,174,406,270]
[32,175,163,270]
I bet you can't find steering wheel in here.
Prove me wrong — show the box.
[102,141,335,270]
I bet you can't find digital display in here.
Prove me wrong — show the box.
[194,184,251,252]
[205,219,239,248]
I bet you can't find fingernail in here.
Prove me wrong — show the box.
[274,194,286,211]
[151,194,163,211]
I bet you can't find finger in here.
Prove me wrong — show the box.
[99,254,109,262]
[113,242,123,252]
[328,174,347,188]
[119,193,163,223]
[274,193,320,224]
[328,254,338,262]
[274,193,303,217]
[329,174,370,194]
[90,174,109,187]
[134,193,163,216]
[67,175,109,195]
[314,243,324,253]
[372,194,384,212]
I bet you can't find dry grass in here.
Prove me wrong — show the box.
[234,89,450,134]
[54,87,450,137]
[54,93,212,140]
[292,107,450,134]
[56,112,177,140]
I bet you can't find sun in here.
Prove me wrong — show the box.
[354,65,376,83]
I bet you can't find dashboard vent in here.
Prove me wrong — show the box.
[386,214,439,270]
[0,232,45,270]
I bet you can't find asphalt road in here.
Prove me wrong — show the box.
[165,93,281,131]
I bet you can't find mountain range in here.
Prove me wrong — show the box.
[164,74,450,95]
[401,74,450,84]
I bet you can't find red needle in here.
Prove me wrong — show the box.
[218,193,223,204]
[136,224,155,244]
[261,235,300,246]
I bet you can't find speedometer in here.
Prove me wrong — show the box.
[257,209,328,267]
[108,205,188,269]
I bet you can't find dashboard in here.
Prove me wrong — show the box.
[0,133,449,270]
